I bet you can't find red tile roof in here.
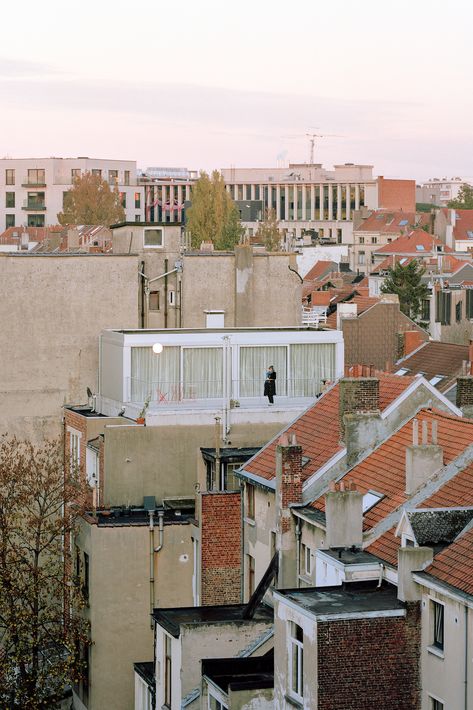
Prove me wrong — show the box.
[442,209,473,243]
[243,374,415,483]
[424,524,473,595]
[375,229,451,255]
[393,341,469,392]
[311,409,473,530]
[355,211,422,234]
[326,294,380,328]
[304,260,336,282]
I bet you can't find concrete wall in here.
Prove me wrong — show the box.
[244,484,276,601]
[102,422,283,507]
[0,254,138,440]
[419,587,473,710]
[228,686,274,708]
[77,518,193,710]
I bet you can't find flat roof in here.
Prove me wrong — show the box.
[110,221,182,228]
[200,447,260,463]
[318,549,381,566]
[110,326,332,335]
[86,506,195,527]
[275,582,404,620]
[153,603,272,638]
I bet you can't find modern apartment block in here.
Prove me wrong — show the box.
[0,157,144,231]
[221,165,415,243]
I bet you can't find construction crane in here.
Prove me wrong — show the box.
[283,131,342,165]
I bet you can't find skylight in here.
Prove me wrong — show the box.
[399,220,408,226]
[467,231,473,239]
[395,367,410,376]
[362,491,384,514]
[429,375,445,386]
[416,245,425,251]
[400,258,408,265]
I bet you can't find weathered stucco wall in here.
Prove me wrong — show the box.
[0,254,138,440]
[77,518,193,710]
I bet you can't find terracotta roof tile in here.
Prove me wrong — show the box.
[394,341,469,392]
[355,211,428,234]
[375,229,451,255]
[424,524,473,595]
[311,409,473,531]
[303,260,336,282]
[244,374,415,483]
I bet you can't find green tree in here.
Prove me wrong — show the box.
[255,208,282,251]
[380,260,429,320]
[447,184,473,209]
[0,437,90,709]
[186,170,244,250]
[58,171,125,226]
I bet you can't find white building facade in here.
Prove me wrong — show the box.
[221,164,379,244]
[0,157,145,231]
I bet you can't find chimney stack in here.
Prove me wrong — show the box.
[276,433,303,534]
[339,372,380,440]
[397,545,434,601]
[456,373,473,417]
[325,481,363,549]
[405,419,443,495]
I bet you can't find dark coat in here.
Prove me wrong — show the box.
[264,371,276,397]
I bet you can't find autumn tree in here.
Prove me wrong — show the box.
[447,184,473,209]
[0,437,90,709]
[255,208,282,251]
[186,170,244,250]
[58,171,125,226]
[380,260,429,320]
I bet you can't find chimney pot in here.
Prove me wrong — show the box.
[412,419,419,446]
[422,420,428,445]
[339,481,346,492]
[329,481,336,492]
[279,433,289,446]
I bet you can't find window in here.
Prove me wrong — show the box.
[337,228,342,244]
[431,600,444,651]
[5,169,15,185]
[209,695,228,710]
[247,554,255,597]
[359,236,364,244]
[164,633,172,707]
[27,191,45,208]
[91,169,102,178]
[224,463,241,491]
[135,192,141,209]
[421,298,430,321]
[5,192,15,208]
[430,698,444,710]
[71,168,81,181]
[168,290,175,306]
[119,192,126,208]
[456,300,462,322]
[371,236,377,244]
[300,543,311,577]
[358,251,365,265]
[27,168,45,185]
[27,214,45,227]
[362,491,384,513]
[395,367,410,376]
[83,552,89,603]
[144,228,163,248]
[135,214,141,222]
[5,214,14,227]
[289,622,303,699]
[436,291,451,325]
[149,291,160,311]
[124,170,130,185]
[108,169,118,185]
[246,483,255,520]
[429,375,445,387]
[69,429,81,475]
[467,290,473,319]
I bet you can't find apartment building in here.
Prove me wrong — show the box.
[0,157,144,231]
[221,165,415,244]
[416,177,471,207]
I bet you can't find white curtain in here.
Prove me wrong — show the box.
[239,346,287,397]
[131,346,180,402]
[183,347,223,399]
[290,343,335,396]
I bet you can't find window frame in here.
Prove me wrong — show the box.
[246,483,255,520]
[68,427,82,477]
[5,169,15,185]
[164,632,172,708]
[430,598,445,653]
[289,621,304,701]
[5,192,15,208]
[144,227,164,248]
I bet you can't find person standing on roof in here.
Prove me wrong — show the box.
[264,365,276,406]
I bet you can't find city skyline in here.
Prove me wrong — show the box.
[1,0,472,180]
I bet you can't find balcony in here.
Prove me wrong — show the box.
[21,181,47,188]
[22,201,46,211]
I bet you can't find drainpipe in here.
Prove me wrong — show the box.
[295,521,301,588]
[149,509,164,629]
[164,258,168,328]
[465,605,469,710]
[214,417,221,490]
[140,260,146,328]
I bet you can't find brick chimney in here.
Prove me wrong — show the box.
[325,480,363,549]
[275,433,303,588]
[456,370,473,417]
[405,419,443,495]
[339,367,380,438]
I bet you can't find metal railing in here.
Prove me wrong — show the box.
[301,307,328,326]
[126,377,330,404]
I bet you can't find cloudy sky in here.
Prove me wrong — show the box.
[1,0,472,180]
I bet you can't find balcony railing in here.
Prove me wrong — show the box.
[22,202,46,211]
[21,181,47,188]
[301,307,328,326]
[125,377,329,405]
